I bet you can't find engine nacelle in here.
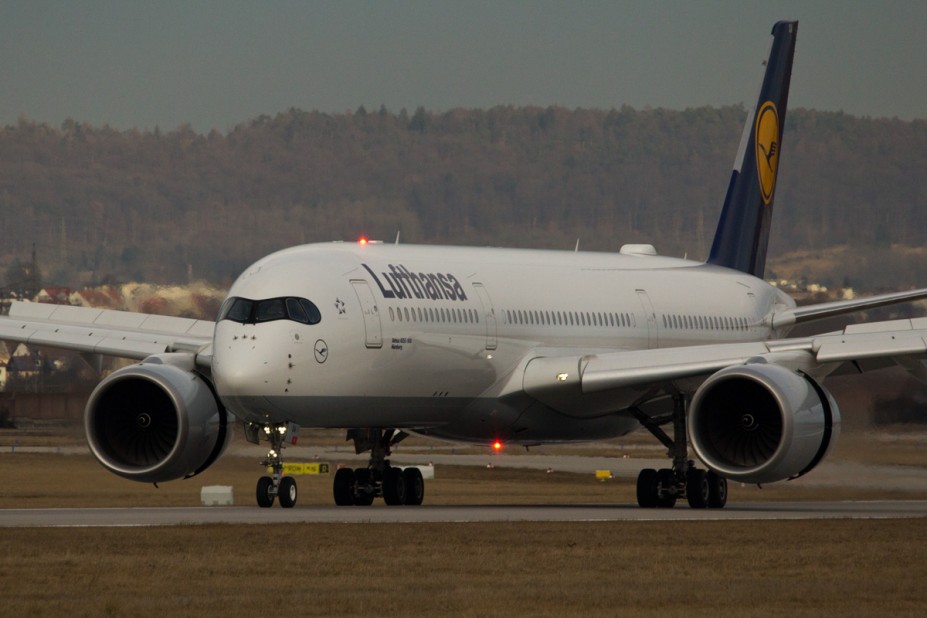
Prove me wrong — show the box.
[85,356,231,484]
[689,363,840,484]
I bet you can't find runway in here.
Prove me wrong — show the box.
[2,500,926,527]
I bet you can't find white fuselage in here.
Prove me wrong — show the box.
[211,242,792,444]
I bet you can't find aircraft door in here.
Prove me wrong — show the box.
[635,289,658,349]
[351,280,383,349]
[472,282,497,350]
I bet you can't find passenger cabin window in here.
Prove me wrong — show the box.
[219,296,321,325]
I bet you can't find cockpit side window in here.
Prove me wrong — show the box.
[219,296,322,325]
[284,298,322,325]
[300,299,322,325]
[286,298,310,323]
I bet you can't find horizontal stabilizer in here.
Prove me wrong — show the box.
[771,288,927,329]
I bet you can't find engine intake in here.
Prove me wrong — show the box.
[85,357,230,484]
[689,363,840,484]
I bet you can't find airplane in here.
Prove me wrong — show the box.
[3,20,927,510]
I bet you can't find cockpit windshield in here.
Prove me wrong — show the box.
[218,296,322,325]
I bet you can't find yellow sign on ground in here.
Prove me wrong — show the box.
[267,462,331,475]
[595,469,613,480]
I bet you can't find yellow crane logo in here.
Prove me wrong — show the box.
[755,101,780,205]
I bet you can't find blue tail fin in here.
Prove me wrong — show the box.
[707,21,797,277]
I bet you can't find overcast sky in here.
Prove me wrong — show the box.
[2,1,924,132]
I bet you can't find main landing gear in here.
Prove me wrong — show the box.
[629,393,728,509]
[333,428,425,506]
[244,421,300,508]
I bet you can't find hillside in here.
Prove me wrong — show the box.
[1,106,924,290]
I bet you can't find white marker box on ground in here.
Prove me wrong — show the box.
[201,485,234,506]
[399,465,435,480]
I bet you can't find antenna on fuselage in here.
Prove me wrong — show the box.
[395,230,401,245]
[574,239,580,252]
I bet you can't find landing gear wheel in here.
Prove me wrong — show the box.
[382,466,407,505]
[353,468,374,506]
[686,469,710,509]
[403,467,425,506]
[707,471,728,508]
[355,493,374,506]
[256,476,275,508]
[636,468,658,508]
[278,476,298,508]
[656,468,677,508]
[248,421,300,510]
[333,468,356,506]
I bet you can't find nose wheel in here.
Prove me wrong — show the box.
[245,421,300,508]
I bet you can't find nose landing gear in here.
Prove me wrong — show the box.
[245,421,300,508]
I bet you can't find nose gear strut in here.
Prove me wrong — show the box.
[244,421,299,508]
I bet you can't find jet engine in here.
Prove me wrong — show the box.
[689,362,840,484]
[84,356,230,484]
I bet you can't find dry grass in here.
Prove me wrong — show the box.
[0,425,86,448]
[1,420,926,510]
[1,448,926,510]
[2,427,927,616]
[834,428,927,467]
[1,520,926,617]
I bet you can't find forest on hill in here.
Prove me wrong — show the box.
[0,105,924,290]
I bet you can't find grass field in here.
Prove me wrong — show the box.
[1,426,927,616]
[1,520,926,617]
[3,424,927,508]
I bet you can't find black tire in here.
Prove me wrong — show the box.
[354,492,375,506]
[256,476,275,508]
[333,467,356,506]
[278,476,297,508]
[382,466,407,505]
[352,468,374,506]
[353,467,371,492]
[403,467,425,506]
[656,468,677,508]
[707,471,728,508]
[686,469,709,509]
[636,468,658,508]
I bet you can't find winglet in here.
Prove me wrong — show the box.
[707,21,798,277]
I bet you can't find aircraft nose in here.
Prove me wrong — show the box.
[214,356,260,396]
[212,326,286,399]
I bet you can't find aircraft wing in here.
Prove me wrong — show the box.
[0,301,215,365]
[523,317,927,400]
